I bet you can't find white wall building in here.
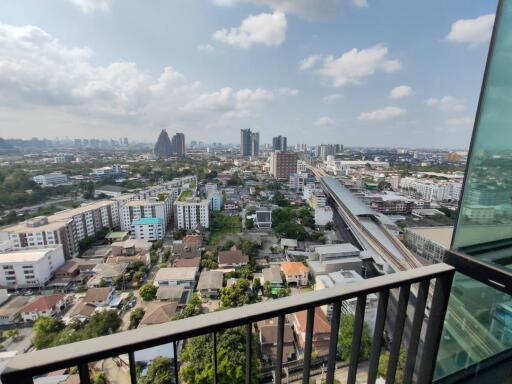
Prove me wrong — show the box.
[174,198,210,229]
[33,172,69,187]
[0,245,65,288]
[131,217,164,241]
[120,198,170,233]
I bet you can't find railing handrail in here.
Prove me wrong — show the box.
[1,263,454,382]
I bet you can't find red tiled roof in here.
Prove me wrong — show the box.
[280,262,310,276]
[20,294,65,313]
[294,307,330,334]
[218,245,249,265]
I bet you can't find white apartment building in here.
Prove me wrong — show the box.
[0,216,77,258]
[33,172,69,187]
[205,183,218,194]
[120,197,170,232]
[0,245,65,288]
[131,217,164,241]
[174,198,210,229]
[289,172,308,192]
[92,164,125,177]
[303,183,322,201]
[400,177,462,201]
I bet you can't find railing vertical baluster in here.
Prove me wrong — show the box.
[128,351,137,384]
[326,300,342,384]
[301,307,315,384]
[367,290,389,384]
[347,294,366,384]
[245,323,252,384]
[173,341,179,384]
[78,363,90,384]
[386,284,411,384]
[213,332,218,384]
[275,315,285,384]
[403,280,430,384]
[417,272,454,384]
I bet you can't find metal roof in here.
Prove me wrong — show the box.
[321,176,374,216]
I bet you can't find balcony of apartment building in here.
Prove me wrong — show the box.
[3,1,512,383]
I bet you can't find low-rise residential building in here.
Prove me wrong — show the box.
[139,302,178,327]
[120,198,171,233]
[88,263,128,287]
[0,296,31,325]
[109,239,151,266]
[218,246,249,268]
[154,267,198,288]
[292,308,331,357]
[33,172,69,187]
[280,238,298,250]
[174,197,210,230]
[223,200,238,210]
[208,191,223,212]
[0,246,65,289]
[84,287,114,307]
[258,321,295,365]
[261,266,283,288]
[288,172,308,192]
[131,217,164,241]
[197,270,224,299]
[404,226,453,264]
[19,294,67,322]
[280,262,310,287]
[156,285,186,303]
[65,301,97,324]
[309,192,327,209]
[94,185,126,198]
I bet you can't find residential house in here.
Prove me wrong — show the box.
[197,271,224,299]
[173,258,201,268]
[19,294,67,322]
[0,296,31,325]
[89,263,129,287]
[280,262,310,287]
[153,267,198,288]
[83,287,114,307]
[261,266,283,288]
[139,302,178,327]
[156,286,185,304]
[218,246,249,268]
[65,301,96,324]
[292,307,331,357]
[258,321,296,365]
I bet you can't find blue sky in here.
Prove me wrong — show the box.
[0,0,497,148]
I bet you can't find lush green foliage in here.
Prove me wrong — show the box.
[173,293,202,320]
[338,314,372,362]
[378,349,406,382]
[139,283,157,301]
[142,357,173,384]
[129,308,145,329]
[220,278,252,307]
[180,327,261,384]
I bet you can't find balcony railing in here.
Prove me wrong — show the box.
[1,263,455,384]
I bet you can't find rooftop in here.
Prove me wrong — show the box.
[154,267,198,282]
[0,246,62,263]
[407,226,454,249]
[132,217,163,225]
[20,294,65,313]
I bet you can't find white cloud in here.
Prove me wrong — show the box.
[353,0,368,8]
[0,21,289,138]
[197,44,215,53]
[299,54,321,71]
[213,12,287,49]
[322,93,342,104]
[277,87,299,96]
[69,0,113,13]
[358,106,406,120]
[446,116,474,126]
[211,0,357,20]
[446,14,495,47]
[389,85,415,99]
[313,116,335,126]
[302,44,401,88]
[425,96,465,112]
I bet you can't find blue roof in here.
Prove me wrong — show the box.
[132,217,163,225]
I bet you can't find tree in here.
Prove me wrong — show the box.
[93,372,110,384]
[271,191,290,207]
[378,349,406,382]
[338,314,372,362]
[253,277,261,293]
[33,317,64,349]
[174,293,202,319]
[246,218,254,229]
[263,281,272,297]
[144,356,173,384]
[139,283,157,301]
[6,328,19,340]
[180,327,261,384]
[129,308,145,329]
[220,278,252,308]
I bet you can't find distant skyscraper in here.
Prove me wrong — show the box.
[316,144,343,160]
[123,137,129,146]
[154,129,173,158]
[251,132,259,157]
[171,133,186,157]
[272,136,287,151]
[240,129,252,156]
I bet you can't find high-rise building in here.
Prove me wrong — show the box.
[251,131,260,157]
[240,129,252,156]
[272,136,287,151]
[270,151,298,180]
[171,133,186,157]
[154,129,173,158]
[316,144,343,160]
[174,197,210,229]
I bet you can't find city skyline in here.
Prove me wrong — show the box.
[0,0,496,148]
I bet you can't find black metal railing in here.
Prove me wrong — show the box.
[1,263,455,384]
